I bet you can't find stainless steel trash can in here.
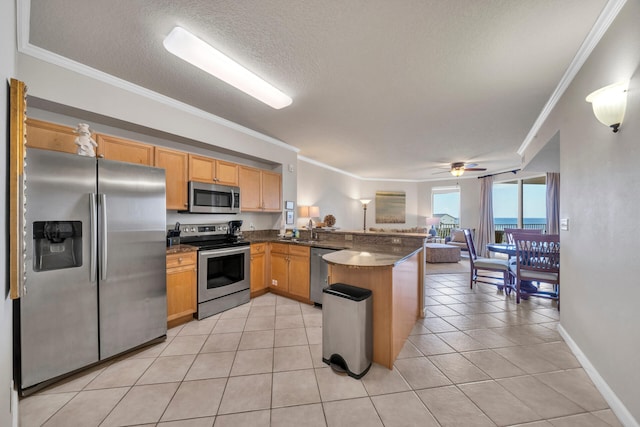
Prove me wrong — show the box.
[322,283,373,379]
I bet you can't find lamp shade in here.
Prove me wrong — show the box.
[426,217,440,227]
[309,206,320,217]
[298,206,309,217]
[359,199,371,205]
[586,81,628,132]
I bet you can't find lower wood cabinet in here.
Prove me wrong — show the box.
[268,243,310,302]
[250,243,268,297]
[166,251,197,327]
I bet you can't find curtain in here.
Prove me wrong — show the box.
[546,172,560,234]
[477,176,495,257]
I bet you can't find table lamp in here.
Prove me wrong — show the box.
[426,217,440,237]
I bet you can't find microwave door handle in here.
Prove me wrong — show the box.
[99,193,108,281]
[90,193,98,282]
[230,189,235,211]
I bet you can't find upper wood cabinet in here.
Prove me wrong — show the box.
[155,147,188,210]
[25,118,79,154]
[188,154,239,186]
[239,166,282,212]
[261,170,282,212]
[96,134,154,165]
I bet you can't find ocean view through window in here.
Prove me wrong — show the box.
[493,176,547,237]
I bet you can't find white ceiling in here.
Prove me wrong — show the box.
[27,0,607,180]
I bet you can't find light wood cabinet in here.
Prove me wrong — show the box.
[239,166,282,212]
[250,243,268,297]
[288,245,311,299]
[261,170,282,212]
[268,243,310,301]
[215,159,239,186]
[188,154,239,186]
[155,147,188,210]
[166,251,197,327]
[96,134,154,165]
[25,118,79,154]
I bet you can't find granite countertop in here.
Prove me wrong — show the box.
[166,244,198,255]
[322,247,422,267]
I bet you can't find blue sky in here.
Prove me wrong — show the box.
[434,183,546,219]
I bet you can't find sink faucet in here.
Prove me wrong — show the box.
[308,219,318,240]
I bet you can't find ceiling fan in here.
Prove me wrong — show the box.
[448,162,487,177]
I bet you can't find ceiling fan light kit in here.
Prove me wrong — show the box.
[449,162,486,177]
[163,26,293,109]
[450,164,465,177]
[585,81,628,133]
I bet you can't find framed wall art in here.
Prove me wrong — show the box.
[375,191,406,224]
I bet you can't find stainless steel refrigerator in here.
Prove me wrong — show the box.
[17,148,167,393]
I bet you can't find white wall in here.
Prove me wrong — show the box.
[1,0,17,424]
[17,58,300,233]
[296,159,362,230]
[523,1,640,423]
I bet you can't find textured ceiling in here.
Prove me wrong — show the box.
[28,0,607,180]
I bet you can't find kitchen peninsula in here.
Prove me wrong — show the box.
[323,246,424,369]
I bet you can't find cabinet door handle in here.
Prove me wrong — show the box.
[178,257,183,263]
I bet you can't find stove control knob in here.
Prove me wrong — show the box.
[190,227,196,232]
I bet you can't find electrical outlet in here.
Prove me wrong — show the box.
[345,234,353,241]
[272,279,277,286]
[391,237,401,244]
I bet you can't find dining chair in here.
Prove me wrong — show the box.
[503,228,542,244]
[509,232,560,308]
[463,228,510,291]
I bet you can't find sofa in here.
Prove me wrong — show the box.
[444,228,470,252]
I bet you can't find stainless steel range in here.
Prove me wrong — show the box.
[178,221,250,319]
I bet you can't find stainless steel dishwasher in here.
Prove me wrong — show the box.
[310,247,338,305]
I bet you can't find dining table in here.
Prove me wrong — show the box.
[485,243,539,294]
[486,243,516,257]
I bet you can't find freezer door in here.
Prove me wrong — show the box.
[97,158,167,359]
[21,149,99,389]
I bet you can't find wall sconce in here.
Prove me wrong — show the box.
[426,217,440,237]
[586,81,629,133]
[359,199,371,232]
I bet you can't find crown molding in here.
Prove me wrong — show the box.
[517,0,627,156]
[16,1,297,154]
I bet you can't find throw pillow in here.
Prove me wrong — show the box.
[452,229,466,243]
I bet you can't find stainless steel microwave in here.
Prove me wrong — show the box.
[185,182,241,214]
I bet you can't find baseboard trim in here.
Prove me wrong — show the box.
[557,324,638,427]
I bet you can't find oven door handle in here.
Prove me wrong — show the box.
[199,246,249,257]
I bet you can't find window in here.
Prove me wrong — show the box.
[493,176,546,235]
[432,187,460,237]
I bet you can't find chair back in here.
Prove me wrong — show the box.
[503,228,542,244]
[512,232,560,276]
[462,228,477,261]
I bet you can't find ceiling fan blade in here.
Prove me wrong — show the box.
[463,167,487,171]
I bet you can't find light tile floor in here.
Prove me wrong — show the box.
[19,272,623,427]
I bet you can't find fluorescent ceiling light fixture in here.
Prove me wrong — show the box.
[163,26,292,109]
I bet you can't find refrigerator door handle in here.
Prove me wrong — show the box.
[99,193,108,281]
[90,193,98,282]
